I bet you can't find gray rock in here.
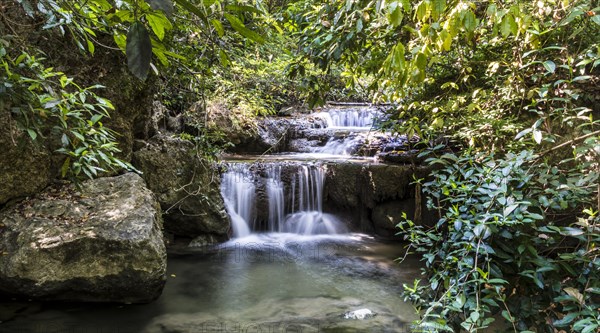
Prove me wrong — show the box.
[188,234,220,247]
[0,107,52,205]
[371,200,415,237]
[132,135,230,238]
[0,173,166,303]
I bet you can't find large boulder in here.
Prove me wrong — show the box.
[132,135,230,239]
[0,173,166,303]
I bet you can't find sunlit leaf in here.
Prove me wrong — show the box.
[224,13,265,44]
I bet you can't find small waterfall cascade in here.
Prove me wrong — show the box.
[284,165,347,235]
[266,164,285,232]
[311,106,381,156]
[316,106,381,128]
[312,135,364,156]
[220,163,255,238]
[221,162,348,237]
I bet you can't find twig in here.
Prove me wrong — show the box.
[539,129,600,157]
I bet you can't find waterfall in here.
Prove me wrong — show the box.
[312,135,363,156]
[221,162,348,237]
[317,107,380,128]
[284,164,348,235]
[220,164,255,238]
[265,164,285,232]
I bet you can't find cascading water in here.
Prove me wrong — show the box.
[265,164,285,232]
[311,107,380,156]
[317,107,380,128]
[284,164,348,235]
[221,162,348,237]
[220,163,255,238]
[221,106,385,237]
[312,135,364,156]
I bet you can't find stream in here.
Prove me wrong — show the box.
[0,106,422,333]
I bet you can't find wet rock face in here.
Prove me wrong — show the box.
[0,173,166,303]
[230,115,330,154]
[0,107,53,205]
[132,135,230,239]
[324,163,432,237]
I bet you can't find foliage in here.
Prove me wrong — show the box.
[22,0,268,80]
[0,38,132,181]
[288,0,600,331]
[399,151,599,332]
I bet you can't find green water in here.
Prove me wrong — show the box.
[0,234,420,333]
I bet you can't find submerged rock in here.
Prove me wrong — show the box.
[132,135,230,239]
[0,173,167,303]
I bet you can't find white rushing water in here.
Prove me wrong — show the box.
[221,162,348,237]
[220,164,255,238]
[309,107,381,156]
[312,135,364,156]
[266,164,285,232]
[315,107,381,129]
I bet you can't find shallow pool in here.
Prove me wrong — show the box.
[0,234,420,333]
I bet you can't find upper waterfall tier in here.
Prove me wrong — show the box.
[314,106,382,129]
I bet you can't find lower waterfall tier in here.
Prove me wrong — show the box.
[220,160,432,239]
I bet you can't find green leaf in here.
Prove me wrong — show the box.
[542,60,556,73]
[224,13,265,44]
[431,0,446,19]
[174,0,207,23]
[17,0,35,17]
[503,204,518,216]
[126,21,153,80]
[416,1,429,22]
[559,227,584,236]
[86,39,95,55]
[218,49,230,67]
[500,14,517,37]
[356,18,363,33]
[61,157,71,178]
[591,15,600,26]
[225,4,262,14]
[388,3,404,27]
[90,114,103,124]
[553,312,578,327]
[211,19,224,37]
[463,10,477,32]
[27,128,37,140]
[581,324,598,333]
[146,0,174,16]
[146,12,172,40]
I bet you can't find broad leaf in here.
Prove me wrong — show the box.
[224,4,262,14]
[126,22,153,80]
[211,19,224,37]
[542,60,556,73]
[431,0,446,19]
[224,13,265,44]
[147,12,172,40]
[174,0,207,23]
